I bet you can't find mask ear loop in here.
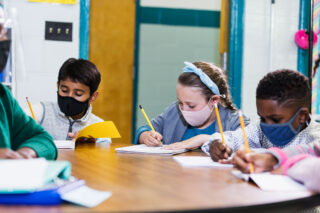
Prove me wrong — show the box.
[306,113,311,126]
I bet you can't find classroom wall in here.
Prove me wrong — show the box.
[135,1,221,132]
[4,0,80,108]
[241,0,300,121]
[89,0,135,144]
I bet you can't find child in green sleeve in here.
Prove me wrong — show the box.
[0,84,57,160]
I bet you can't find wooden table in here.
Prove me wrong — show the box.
[0,140,319,212]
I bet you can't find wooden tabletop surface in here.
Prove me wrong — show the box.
[0,140,319,212]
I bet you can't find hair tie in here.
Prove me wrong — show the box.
[183,61,220,95]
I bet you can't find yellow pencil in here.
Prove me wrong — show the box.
[239,110,254,173]
[139,105,155,132]
[214,103,225,144]
[26,97,36,120]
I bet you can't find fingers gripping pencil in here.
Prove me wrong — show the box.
[239,110,254,173]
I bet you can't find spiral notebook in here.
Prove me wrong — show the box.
[115,144,187,155]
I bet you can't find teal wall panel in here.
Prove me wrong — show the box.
[135,25,220,129]
[140,7,220,28]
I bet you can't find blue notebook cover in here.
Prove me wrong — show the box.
[0,160,82,206]
[0,189,62,205]
[0,179,85,206]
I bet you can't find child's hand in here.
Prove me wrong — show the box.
[139,131,163,147]
[68,131,79,141]
[164,134,210,150]
[0,148,36,159]
[16,147,37,159]
[271,166,283,174]
[229,146,278,173]
[209,141,233,161]
[0,148,23,159]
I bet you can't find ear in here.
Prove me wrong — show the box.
[298,107,309,124]
[89,91,99,104]
[211,95,220,105]
[57,81,59,90]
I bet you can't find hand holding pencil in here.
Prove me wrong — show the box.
[238,110,254,173]
[209,103,232,161]
[138,105,163,147]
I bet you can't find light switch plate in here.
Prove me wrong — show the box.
[45,21,72,42]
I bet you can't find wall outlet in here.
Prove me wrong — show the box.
[45,21,72,42]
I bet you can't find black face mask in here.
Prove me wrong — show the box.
[0,40,10,73]
[57,93,89,117]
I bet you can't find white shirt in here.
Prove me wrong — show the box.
[201,119,320,155]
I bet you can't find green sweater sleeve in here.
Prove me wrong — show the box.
[1,85,57,160]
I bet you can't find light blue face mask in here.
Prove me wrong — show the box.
[260,108,304,147]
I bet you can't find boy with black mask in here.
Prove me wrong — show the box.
[26,58,109,142]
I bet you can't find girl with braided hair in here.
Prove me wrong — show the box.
[133,61,250,148]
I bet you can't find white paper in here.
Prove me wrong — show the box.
[173,156,233,168]
[0,158,47,191]
[231,170,250,181]
[232,171,309,192]
[61,185,112,208]
[250,173,309,192]
[115,144,187,155]
[54,140,75,149]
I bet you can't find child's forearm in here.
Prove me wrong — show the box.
[286,157,320,192]
[270,141,320,166]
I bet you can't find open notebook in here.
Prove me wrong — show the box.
[0,158,71,193]
[232,170,309,192]
[115,144,187,155]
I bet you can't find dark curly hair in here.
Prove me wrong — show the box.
[178,62,237,111]
[256,69,310,107]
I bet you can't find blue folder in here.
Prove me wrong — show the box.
[0,179,85,205]
[0,189,62,205]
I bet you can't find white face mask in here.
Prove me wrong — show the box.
[179,102,213,127]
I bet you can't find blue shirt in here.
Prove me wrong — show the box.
[134,102,250,145]
[181,121,216,141]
